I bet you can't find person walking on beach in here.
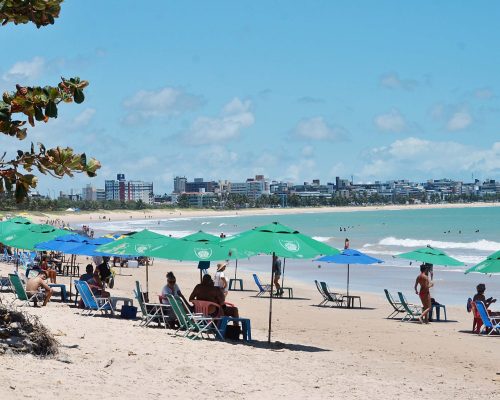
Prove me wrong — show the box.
[273,255,283,296]
[214,263,228,298]
[414,264,433,324]
[344,238,350,250]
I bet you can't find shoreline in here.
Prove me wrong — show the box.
[12,201,500,225]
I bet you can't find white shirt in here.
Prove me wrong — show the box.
[161,283,180,304]
[214,271,227,291]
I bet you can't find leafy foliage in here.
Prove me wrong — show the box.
[1,2,101,203]
[1,78,101,202]
[0,0,63,28]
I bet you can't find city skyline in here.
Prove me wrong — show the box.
[2,2,500,195]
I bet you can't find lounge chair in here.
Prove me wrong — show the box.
[134,281,170,328]
[397,292,422,322]
[8,273,44,307]
[474,301,500,336]
[1,249,14,263]
[315,280,329,306]
[167,294,221,340]
[74,280,114,316]
[0,276,11,292]
[384,289,406,319]
[253,274,272,297]
[319,281,345,307]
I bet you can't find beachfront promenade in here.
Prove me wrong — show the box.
[0,258,498,400]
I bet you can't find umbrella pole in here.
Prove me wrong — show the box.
[69,254,75,300]
[146,258,149,294]
[234,259,238,280]
[281,258,286,289]
[347,264,350,297]
[268,252,275,343]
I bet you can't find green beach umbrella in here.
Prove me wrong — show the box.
[96,229,179,292]
[465,250,500,274]
[149,230,256,262]
[395,245,464,266]
[221,222,339,342]
[0,216,33,238]
[0,223,72,250]
[182,230,221,243]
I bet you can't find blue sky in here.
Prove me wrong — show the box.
[1,1,500,195]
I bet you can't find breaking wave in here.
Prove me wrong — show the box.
[373,237,500,252]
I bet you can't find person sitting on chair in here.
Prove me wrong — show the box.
[79,264,94,282]
[189,274,239,318]
[87,270,110,298]
[26,271,52,307]
[473,283,500,316]
[40,256,57,284]
[161,271,188,305]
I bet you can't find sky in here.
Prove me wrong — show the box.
[1,1,500,196]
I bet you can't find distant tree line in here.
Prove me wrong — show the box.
[0,191,498,213]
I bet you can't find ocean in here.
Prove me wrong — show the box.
[88,206,500,306]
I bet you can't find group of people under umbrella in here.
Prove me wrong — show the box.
[1,217,498,342]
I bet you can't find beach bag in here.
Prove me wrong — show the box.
[224,324,241,341]
[120,305,137,319]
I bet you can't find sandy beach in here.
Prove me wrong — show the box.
[0,258,498,400]
[11,202,500,227]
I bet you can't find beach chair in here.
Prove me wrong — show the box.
[192,300,223,318]
[315,280,329,306]
[384,289,406,319]
[134,280,169,328]
[167,294,221,340]
[319,281,345,307]
[397,292,422,322]
[0,276,12,292]
[8,273,44,307]
[252,274,272,297]
[474,301,500,336]
[1,248,14,263]
[74,280,114,316]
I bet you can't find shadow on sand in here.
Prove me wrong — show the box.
[225,338,331,352]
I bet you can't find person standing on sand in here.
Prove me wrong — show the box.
[344,238,350,249]
[273,255,283,296]
[414,264,433,324]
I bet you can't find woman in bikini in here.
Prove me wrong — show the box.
[414,264,433,324]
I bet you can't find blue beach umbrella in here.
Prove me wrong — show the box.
[35,234,89,253]
[316,249,383,297]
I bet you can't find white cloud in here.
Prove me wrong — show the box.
[359,137,500,179]
[73,108,96,127]
[122,86,202,124]
[292,117,347,141]
[182,98,254,145]
[374,109,407,133]
[285,159,317,182]
[301,145,314,157]
[379,72,418,91]
[2,57,45,83]
[446,109,473,131]
[474,88,494,100]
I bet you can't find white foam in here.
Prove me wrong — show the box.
[312,236,333,243]
[377,237,500,252]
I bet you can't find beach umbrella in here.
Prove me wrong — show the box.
[0,216,32,238]
[465,250,500,275]
[221,222,339,342]
[35,234,89,252]
[0,223,72,250]
[395,245,464,267]
[181,231,253,282]
[96,229,178,292]
[316,249,383,298]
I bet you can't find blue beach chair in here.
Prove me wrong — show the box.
[475,301,500,336]
[253,274,272,297]
[74,280,114,316]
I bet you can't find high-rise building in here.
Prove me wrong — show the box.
[173,176,187,193]
[105,174,154,204]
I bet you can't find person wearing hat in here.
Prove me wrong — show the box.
[214,262,228,298]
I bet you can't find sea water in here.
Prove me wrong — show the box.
[89,206,500,305]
